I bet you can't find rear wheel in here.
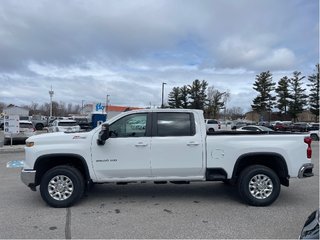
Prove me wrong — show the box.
[237,165,280,206]
[35,123,44,130]
[40,166,85,208]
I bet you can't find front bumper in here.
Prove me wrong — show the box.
[298,163,314,178]
[21,169,37,191]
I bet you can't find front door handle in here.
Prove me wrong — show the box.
[187,141,200,146]
[135,142,148,147]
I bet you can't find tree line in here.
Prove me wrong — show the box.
[166,79,239,119]
[1,64,318,122]
[167,64,319,122]
[252,64,319,122]
[0,101,82,117]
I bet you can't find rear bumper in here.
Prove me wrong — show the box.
[298,163,314,178]
[21,169,37,191]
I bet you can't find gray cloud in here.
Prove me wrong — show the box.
[0,0,318,112]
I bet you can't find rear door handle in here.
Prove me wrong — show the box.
[135,142,148,147]
[187,141,200,146]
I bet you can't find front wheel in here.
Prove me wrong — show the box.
[237,165,280,206]
[310,133,319,141]
[40,166,85,208]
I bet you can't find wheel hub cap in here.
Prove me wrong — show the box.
[249,174,273,199]
[48,175,74,201]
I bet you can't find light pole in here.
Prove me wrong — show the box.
[49,86,54,118]
[161,82,167,108]
[81,100,85,115]
[221,91,229,122]
[106,94,110,115]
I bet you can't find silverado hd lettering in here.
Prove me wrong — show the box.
[17,109,313,207]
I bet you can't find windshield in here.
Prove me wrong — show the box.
[260,126,273,131]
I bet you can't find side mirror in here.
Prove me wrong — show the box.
[97,124,109,145]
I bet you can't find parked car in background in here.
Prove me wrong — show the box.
[258,121,271,127]
[30,115,48,130]
[231,121,248,130]
[290,122,309,132]
[72,116,92,131]
[309,130,319,141]
[48,119,80,133]
[205,119,221,133]
[236,125,274,132]
[0,117,3,130]
[272,122,291,131]
[308,123,319,131]
[4,120,35,145]
[219,120,233,131]
[299,209,319,239]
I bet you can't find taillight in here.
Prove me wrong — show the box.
[218,124,221,129]
[304,137,312,159]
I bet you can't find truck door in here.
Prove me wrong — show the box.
[91,113,152,180]
[150,112,204,179]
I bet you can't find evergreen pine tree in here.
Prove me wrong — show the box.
[180,85,190,109]
[189,79,208,109]
[307,64,319,121]
[167,87,181,108]
[288,71,308,122]
[251,71,276,120]
[275,76,290,116]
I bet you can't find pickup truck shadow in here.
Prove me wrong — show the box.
[82,182,241,205]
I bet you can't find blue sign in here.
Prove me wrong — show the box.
[95,103,105,112]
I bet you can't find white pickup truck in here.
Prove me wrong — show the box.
[18,109,314,208]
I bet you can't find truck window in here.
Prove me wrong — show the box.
[155,113,195,137]
[109,113,147,138]
[207,119,218,124]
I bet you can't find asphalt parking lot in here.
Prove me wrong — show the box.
[0,143,319,239]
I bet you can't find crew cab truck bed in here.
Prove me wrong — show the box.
[18,109,314,208]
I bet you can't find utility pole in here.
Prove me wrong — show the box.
[49,86,54,118]
[161,82,167,108]
[106,94,110,116]
[81,100,85,115]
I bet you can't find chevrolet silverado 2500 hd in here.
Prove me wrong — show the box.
[19,109,314,207]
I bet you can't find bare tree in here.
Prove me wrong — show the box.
[206,86,230,119]
[0,102,5,113]
[226,107,244,120]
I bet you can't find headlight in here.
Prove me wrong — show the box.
[26,142,34,147]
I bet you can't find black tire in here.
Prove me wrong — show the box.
[237,165,280,206]
[3,138,9,145]
[310,134,319,141]
[208,128,215,133]
[35,123,44,130]
[40,166,85,208]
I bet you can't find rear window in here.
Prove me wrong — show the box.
[207,120,218,124]
[58,121,77,127]
[156,113,195,137]
[19,123,33,128]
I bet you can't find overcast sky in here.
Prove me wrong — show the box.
[0,0,319,112]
